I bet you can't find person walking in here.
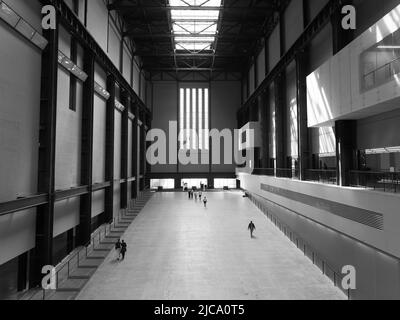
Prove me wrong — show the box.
[248,221,256,238]
[203,196,208,208]
[188,190,191,199]
[120,240,127,260]
[194,192,198,201]
[199,191,202,201]
[114,239,122,260]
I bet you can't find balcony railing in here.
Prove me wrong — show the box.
[276,168,299,179]
[305,169,337,185]
[253,168,275,176]
[350,170,400,193]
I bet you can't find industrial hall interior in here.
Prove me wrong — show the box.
[1,0,400,301]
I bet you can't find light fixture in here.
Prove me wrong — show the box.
[31,32,48,50]
[377,45,400,49]
[58,50,88,82]
[115,99,125,112]
[0,1,19,27]
[365,146,400,154]
[15,19,35,39]
[0,1,48,50]
[94,82,110,100]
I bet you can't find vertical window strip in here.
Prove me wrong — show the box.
[186,88,191,150]
[198,89,203,150]
[204,88,209,150]
[192,89,197,149]
[180,88,185,150]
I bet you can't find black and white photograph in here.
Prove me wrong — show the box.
[0,0,400,308]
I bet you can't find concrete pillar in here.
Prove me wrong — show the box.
[335,120,357,186]
[296,52,310,180]
[258,91,270,168]
[274,73,287,170]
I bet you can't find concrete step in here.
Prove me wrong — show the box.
[69,268,96,278]
[57,278,87,292]
[86,256,105,260]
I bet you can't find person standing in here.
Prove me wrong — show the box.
[199,191,202,201]
[194,192,198,201]
[120,240,127,260]
[248,221,256,238]
[114,239,121,260]
[203,196,208,208]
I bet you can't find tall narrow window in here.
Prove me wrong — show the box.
[179,86,209,150]
[204,88,209,150]
[192,89,197,149]
[179,89,185,149]
[198,89,203,149]
[186,89,191,149]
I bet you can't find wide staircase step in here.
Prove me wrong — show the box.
[17,192,154,300]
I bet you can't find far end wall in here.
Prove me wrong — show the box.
[150,80,241,175]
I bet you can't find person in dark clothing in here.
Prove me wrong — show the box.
[120,240,127,260]
[115,239,122,260]
[248,221,256,238]
[203,196,208,208]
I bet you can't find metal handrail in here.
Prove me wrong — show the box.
[350,170,400,193]
[362,55,400,90]
[247,192,351,300]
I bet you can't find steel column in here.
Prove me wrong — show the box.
[331,0,354,54]
[77,50,95,246]
[105,74,116,223]
[121,91,129,209]
[296,52,310,180]
[29,24,59,288]
[335,120,357,186]
[259,90,270,169]
[274,72,287,170]
[132,101,139,199]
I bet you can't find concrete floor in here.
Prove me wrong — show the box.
[77,191,346,300]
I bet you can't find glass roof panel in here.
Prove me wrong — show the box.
[176,42,213,51]
[169,0,221,52]
[172,22,217,34]
[175,36,215,42]
[171,10,220,20]
[169,0,222,7]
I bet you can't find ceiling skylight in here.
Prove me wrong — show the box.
[169,0,222,53]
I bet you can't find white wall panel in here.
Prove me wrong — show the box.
[86,0,108,53]
[268,25,280,71]
[284,0,304,51]
[256,47,266,86]
[123,44,132,83]
[108,23,121,70]
[0,3,41,264]
[248,65,255,95]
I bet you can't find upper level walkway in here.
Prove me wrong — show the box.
[77,191,346,300]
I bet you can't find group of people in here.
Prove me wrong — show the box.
[188,189,208,208]
[114,239,127,261]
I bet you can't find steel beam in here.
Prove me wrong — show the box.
[0,195,48,217]
[55,186,89,202]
